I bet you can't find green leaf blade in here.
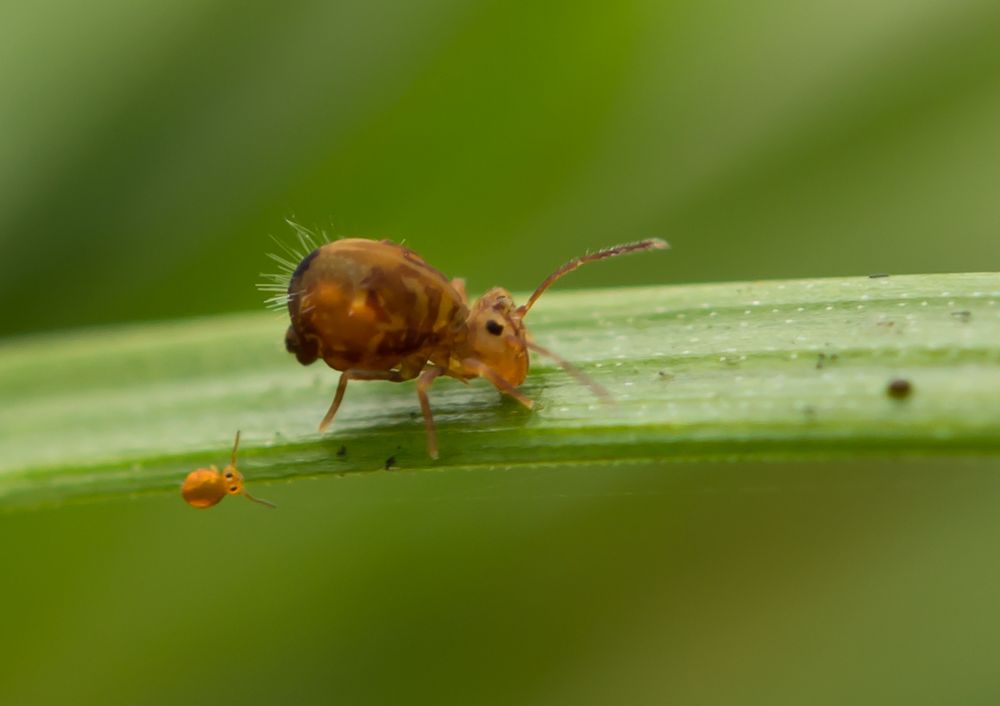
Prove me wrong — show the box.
[1,272,999,511]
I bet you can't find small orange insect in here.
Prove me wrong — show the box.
[262,225,667,458]
[181,431,275,509]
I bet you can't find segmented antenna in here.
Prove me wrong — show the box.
[517,239,669,317]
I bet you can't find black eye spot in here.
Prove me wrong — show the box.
[229,486,238,492]
[486,320,504,336]
[224,472,233,479]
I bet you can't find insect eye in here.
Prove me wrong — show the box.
[229,486,239,492]
[486,320,504,336]
[224,472,233,480]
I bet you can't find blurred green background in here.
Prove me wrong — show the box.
[2,0,1000,704]
[3,0,1000,335]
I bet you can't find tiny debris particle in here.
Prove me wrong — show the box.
[887,378,913,400]
[336,445,347,457]
[868,273,890,278]
[384,455,397,470]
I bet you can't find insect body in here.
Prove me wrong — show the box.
[277,233,667,458]
[181,431,275,509]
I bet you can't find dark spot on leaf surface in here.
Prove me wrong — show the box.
[887,378,913,400]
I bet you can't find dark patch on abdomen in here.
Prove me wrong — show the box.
[365,289,392,323]
[420,286,443,333]
[291,248,320,282]
[287,248,321,318]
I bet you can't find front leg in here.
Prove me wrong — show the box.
[319,368,407,432]
[460,358,534,409]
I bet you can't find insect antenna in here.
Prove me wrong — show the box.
[229,430,242,465]
[229,431,277,509]
[517,238,669,316]
[242,491,277,509]
[525,340,611,402]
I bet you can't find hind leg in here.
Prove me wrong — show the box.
[319,369,406,431]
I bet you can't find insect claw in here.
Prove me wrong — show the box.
[507,390,534,409]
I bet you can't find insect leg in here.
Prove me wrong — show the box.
[319,369,406,432]
[416,365,446,459]
[460,358,534,409]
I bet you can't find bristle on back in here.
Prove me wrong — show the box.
[257,220,327,311]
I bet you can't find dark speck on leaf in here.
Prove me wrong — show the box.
[385,455,397,470]
[336,445,346,457]
[950,310,972,322]
[887,378,913,400]
[816,352,838,369]
[868,273,890,278]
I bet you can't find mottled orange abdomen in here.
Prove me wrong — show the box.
[286,239,468,372]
